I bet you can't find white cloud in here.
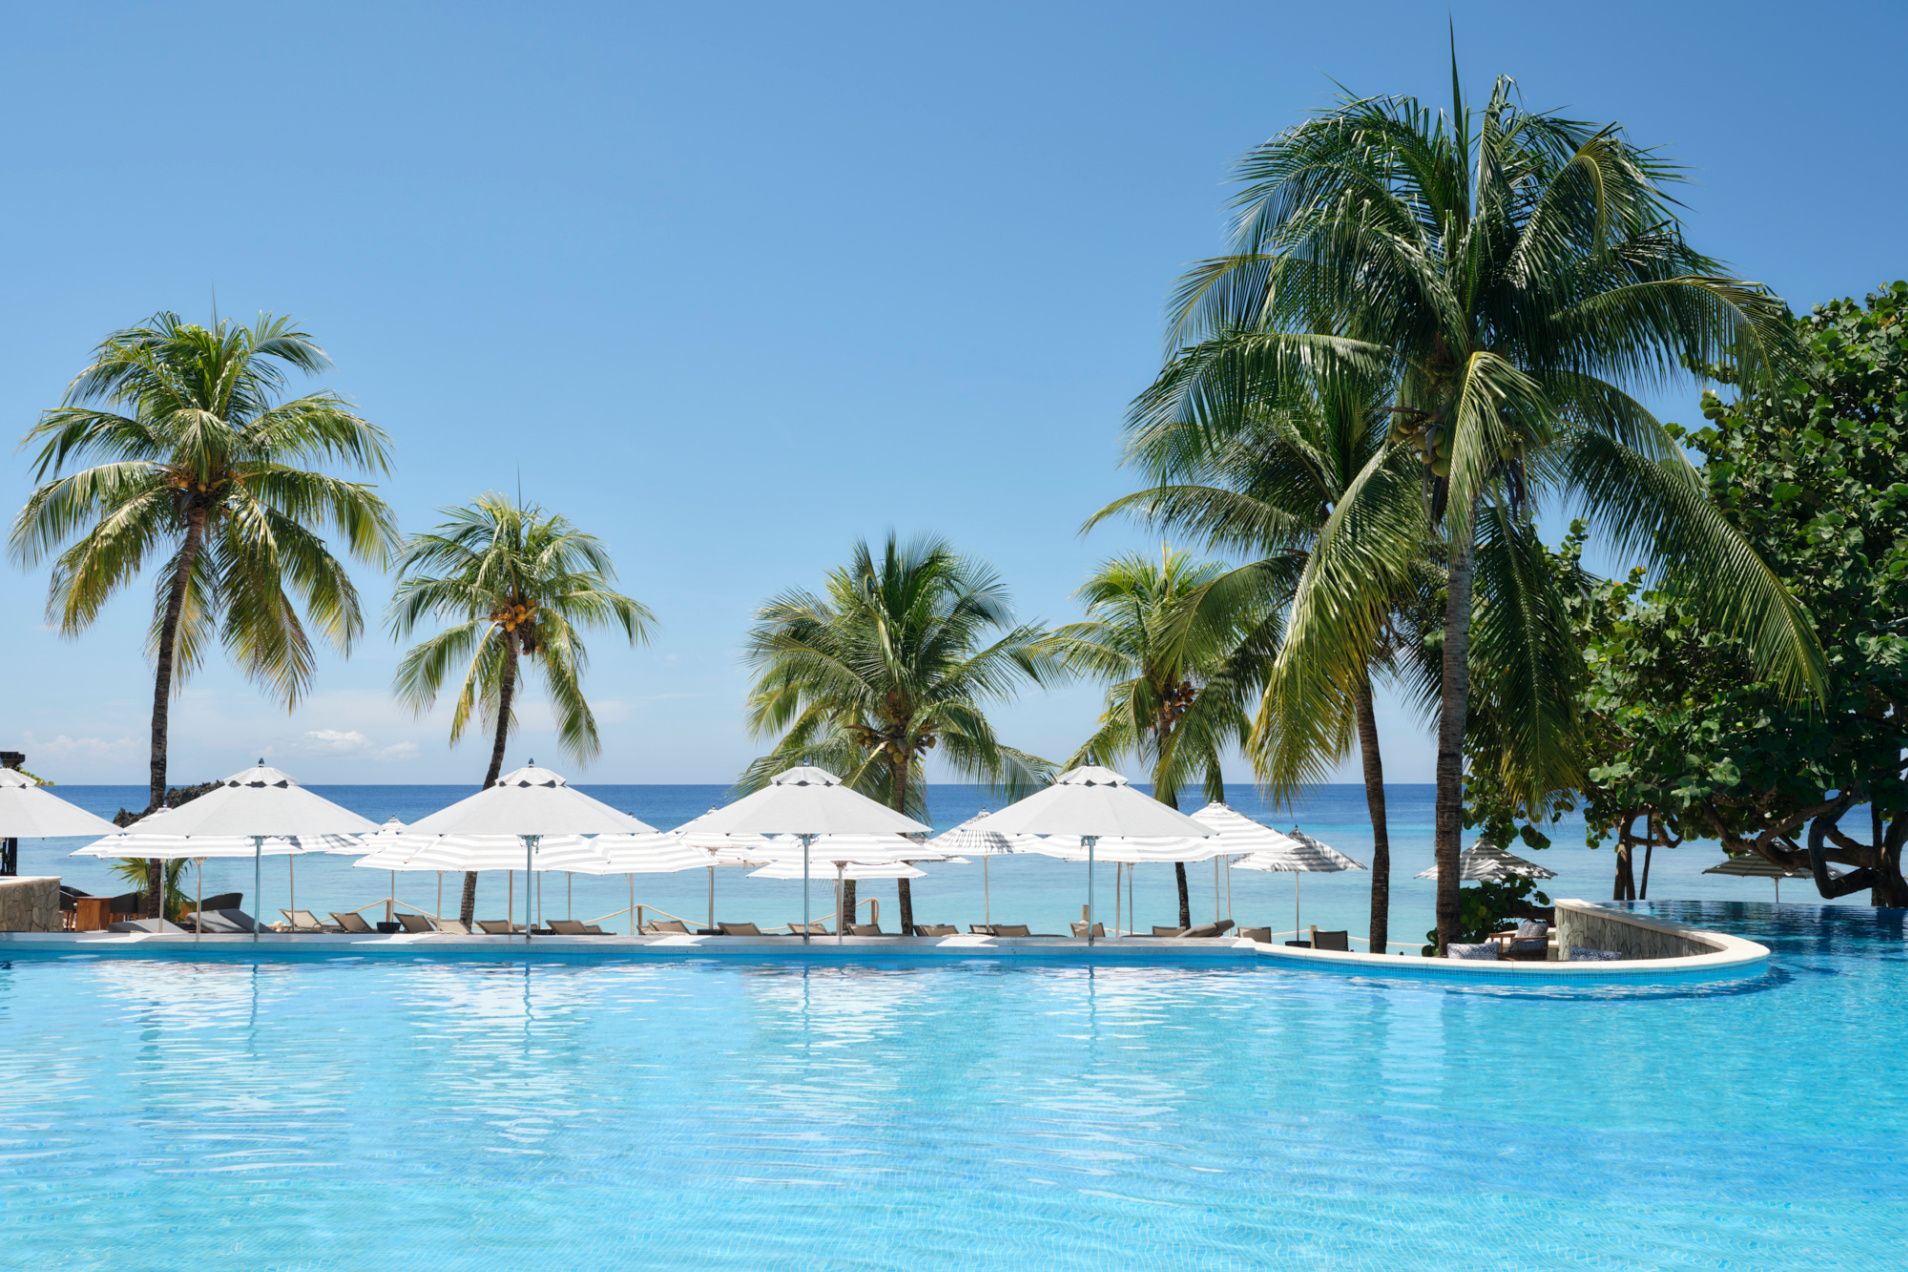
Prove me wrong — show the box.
[376,741,419,762]
[23,732,139,759]
[304,728,372,755]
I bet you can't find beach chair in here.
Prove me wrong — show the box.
[188,908,264,934]
[788,920,832,936]
[330,912,377,934]
[848,922,886,936]
[1070,921,1106,938]
[1490,920,1551,961]
[991,923,1032,937]
[396,913,437,934]
[1309,928,1350,951]
[476,920,523,935]
[642,919,691,934]
[547,919,608,935]
[1160,920,1235,939]
[280,909,342,933]
[717,921,767,936]
[1150,925,1182,937]
[435,918,472,935]
[1238,926,1273,943]
[107,917,189,933]
[913,924,958,937]
[967,924,997,935]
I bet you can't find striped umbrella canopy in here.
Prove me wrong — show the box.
[748,859,926,881]
[1222,810,1364,939]
[1416,841,1557,882]
[1705,852,1810,902]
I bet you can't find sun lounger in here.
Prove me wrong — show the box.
[1070,921,1106,938]
[1445,942,1499,959]
[281,909,343,932]
[717,921,767,936]
[789,920,832,935]
[967,924,997,935]
[396,913,437,934]
[914,924,958,936]
[1150,925,1182,937]
[477,920,523,935]
[546,919,609,935]
[1309,928,1349,951]
[1238,926,1273,943]
[188,908,264,934]
[329,912,377,934]
[642,919,690,934]
[435,918,472,934]
[848,922,886,936]
[1490,920,1551,961]
[107,917,188,933]
[990,923,1032,937]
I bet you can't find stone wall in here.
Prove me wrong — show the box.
[1555,901,1715,960]
[0,876,61,932]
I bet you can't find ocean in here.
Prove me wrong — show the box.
[15,782,1860,944]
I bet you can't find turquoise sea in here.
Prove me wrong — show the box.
[19,783,1865,943]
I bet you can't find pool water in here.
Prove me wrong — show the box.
[2,901,1904,1268]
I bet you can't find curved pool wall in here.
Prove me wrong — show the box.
[1,899,1769,984]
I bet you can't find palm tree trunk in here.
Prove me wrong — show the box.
[891,755,913,934]
[146,508,207,917]
[1433,529,1475,952]
[1353,673,1391,954]
[461,645,517,925]
[1154,732,1190,929]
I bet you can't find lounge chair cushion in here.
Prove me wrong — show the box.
[1446,942,1499,960]
[1568,946,1624,961]
[914,924,957,937]
[435,919,472,935]
[849,923,884,936]
[107,918,187,933]
[643,919,690,934]
[788,921,831,935]
[717,922,764,936]
[190,908,260,934]
[476,920,521,935]
[1151,925,1183,937]
[1514,919,1549,939]
[546,919,602,936]
[991,924,1031,937]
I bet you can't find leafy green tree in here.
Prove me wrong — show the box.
[390,494,653,923]
[1132,58,1821,947]
[11,312,397,915]
[743,534,1053,933]
[1570,286,1908,903]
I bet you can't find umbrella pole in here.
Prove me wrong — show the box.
[508,871,514,929]
[523,836,537,943]
[1225,857,1233,923]
[707,864,715,932]
[388,869,396,925]
[628,873,635,934]
[800,834,812,946]
[1085,835,1097,946]
[1214,857,1221,923]
[289,856,296,919]
[1294,874,1301,941]
[567,872,573,920]
[253,836,263,943]
[983,855,991,928]
[836,863,844,944]
[1113,862,1120,938]
[1128,864,1134,936]
[435,871,443,921]
[196,859,204,944]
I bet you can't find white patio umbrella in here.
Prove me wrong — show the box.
[1225,813,1366,941]
[76,762,376,940]
[926,810,1053,928]
[330,818,407,924]
[964,766,1211,944]
[395,762,652,940]
[535,831,712,932]
[676,766,931,943]
[1705,853,1810,902]
[0,767,120,838]
[1416,841,1557,883]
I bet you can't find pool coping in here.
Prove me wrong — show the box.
[1,899,1770,981]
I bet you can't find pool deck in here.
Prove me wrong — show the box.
[1,900,1770,981]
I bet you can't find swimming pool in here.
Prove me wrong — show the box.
[2,900,1903,1267]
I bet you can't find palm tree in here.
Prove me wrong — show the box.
[10,312,397,915]
[742,534,1054,933]
[389,494,653,923]
[1137,58,1823,948]
[1090,370,1412,950]
[1042,548,1259,929]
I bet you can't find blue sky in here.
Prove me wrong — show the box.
[2,1,1902,788]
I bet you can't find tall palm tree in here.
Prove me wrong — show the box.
[389,494,653,923]
[1137,59,1823,948]
[743,534,1054,933]
[10,312,397,915]
[1042,548,1260,929]
[1090,370,1412,950]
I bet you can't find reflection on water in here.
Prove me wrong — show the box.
[3,902,1907,1267]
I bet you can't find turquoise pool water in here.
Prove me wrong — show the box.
[3,901,1903,1268]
